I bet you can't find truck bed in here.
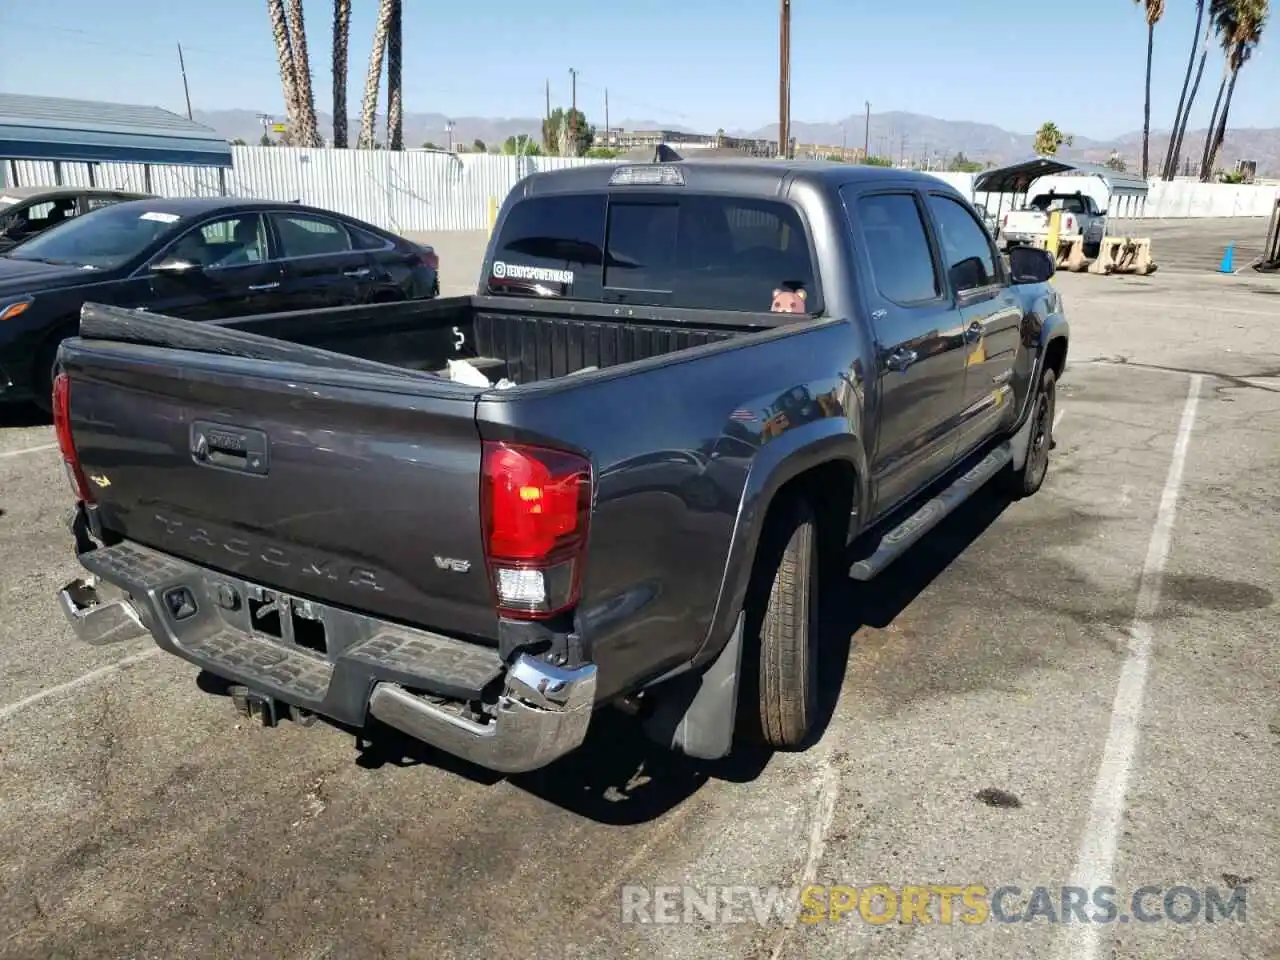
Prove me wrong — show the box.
[77,295,783,388]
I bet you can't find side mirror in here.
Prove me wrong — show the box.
[149,258,198,276]
[1008,246,1055,284]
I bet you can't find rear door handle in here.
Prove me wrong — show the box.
[248,281,280,291]
[343,267,371,278]
[885,348,918,372]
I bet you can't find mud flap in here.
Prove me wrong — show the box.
[642,611,744,760]
[1009,396,1037,472]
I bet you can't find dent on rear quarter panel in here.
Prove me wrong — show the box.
[477,320,859,702]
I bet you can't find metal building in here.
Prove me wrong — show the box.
[0,92,232,193]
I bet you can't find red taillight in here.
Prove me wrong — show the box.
[480,441,591,620]
[420,247,439,271]
[1065,215,1075,231]
[1002,214,1009,227]
[52,372,93,504]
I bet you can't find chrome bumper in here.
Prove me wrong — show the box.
[57,576,149,646]
[368,656,597,774]
[57,560,597,775]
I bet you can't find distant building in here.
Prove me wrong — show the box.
[594,127,785,157]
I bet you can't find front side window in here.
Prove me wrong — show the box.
[926,194,998,294]
[852,192,941,304]
[165,214,268,269]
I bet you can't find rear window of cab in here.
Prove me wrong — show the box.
[487,192,819,314]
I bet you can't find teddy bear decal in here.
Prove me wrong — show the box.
[770,287,808,314]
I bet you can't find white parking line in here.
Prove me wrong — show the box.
[0,442,57,459]
[1058,373,1202,960]
[1054,406,1065,432]
[0,647,159,724]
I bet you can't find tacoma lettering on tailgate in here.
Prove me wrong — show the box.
[153,514,385,591]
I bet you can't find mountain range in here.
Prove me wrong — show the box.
[192,109,1280,176]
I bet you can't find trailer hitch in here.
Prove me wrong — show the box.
[228,685,318,728]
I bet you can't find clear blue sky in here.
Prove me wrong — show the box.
[3,0,1276,139]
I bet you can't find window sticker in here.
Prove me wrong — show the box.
[492,260,574,286]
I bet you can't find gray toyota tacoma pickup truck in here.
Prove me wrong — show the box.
[54,158,1068,774]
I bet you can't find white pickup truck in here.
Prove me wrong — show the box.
[1000,191,1107,257]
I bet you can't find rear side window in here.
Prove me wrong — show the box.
[271,213,353,257]
[853,193,940,304]
[488,192,816,313]
[349,224,393,251]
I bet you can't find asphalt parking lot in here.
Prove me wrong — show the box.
[2,222,1277,960]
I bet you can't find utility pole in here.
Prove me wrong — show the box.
[445,120,455,152]
[177,42,193,120]
[605,88,610,148]
[778,0,791,159]
[863,101,870,161]
[545,79,551,124]
[569,67,579,156]
[899,133,907,167]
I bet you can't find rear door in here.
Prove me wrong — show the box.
[145,212,288,320]
[268,210,373,310]
[841,187,969,517]
[922,191,1023,458]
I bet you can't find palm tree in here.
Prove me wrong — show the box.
[266,0,301,141]
[386,0,403,150]
[1200,0,1267,180]
[332,0,351,147]
[1134,0,1165,179]
[285,0,320,146]
[1164,1,1221,179]
[1033,122,1072,155]
[1162,0,1206,178]
[358,0,394,148]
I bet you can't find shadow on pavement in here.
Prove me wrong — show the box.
[0,404,49,429]
[188,485,1011,826]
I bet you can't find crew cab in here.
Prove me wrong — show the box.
[1001,190,1107,256]
[54,159,1068,775]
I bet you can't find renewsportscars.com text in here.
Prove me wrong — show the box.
[619,884,1249,926]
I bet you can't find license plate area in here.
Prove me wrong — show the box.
[245,585,328,655]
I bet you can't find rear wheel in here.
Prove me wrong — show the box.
[1000,367,1056,499]
[741,497,821,749]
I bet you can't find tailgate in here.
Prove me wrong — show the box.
[1005,211,1048,232]
[62,312,502,640]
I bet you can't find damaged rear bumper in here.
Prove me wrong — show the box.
[57,539,596,774]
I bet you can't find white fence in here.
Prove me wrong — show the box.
[7,147,1279,233]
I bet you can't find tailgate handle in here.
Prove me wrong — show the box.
[191,421,270,476]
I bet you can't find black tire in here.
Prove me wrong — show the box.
[1000,367,1056,499]
[742,497,821,749]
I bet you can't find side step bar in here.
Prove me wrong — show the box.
[849,442,1012,581]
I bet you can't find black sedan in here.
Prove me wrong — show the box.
[0,196,440,409]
